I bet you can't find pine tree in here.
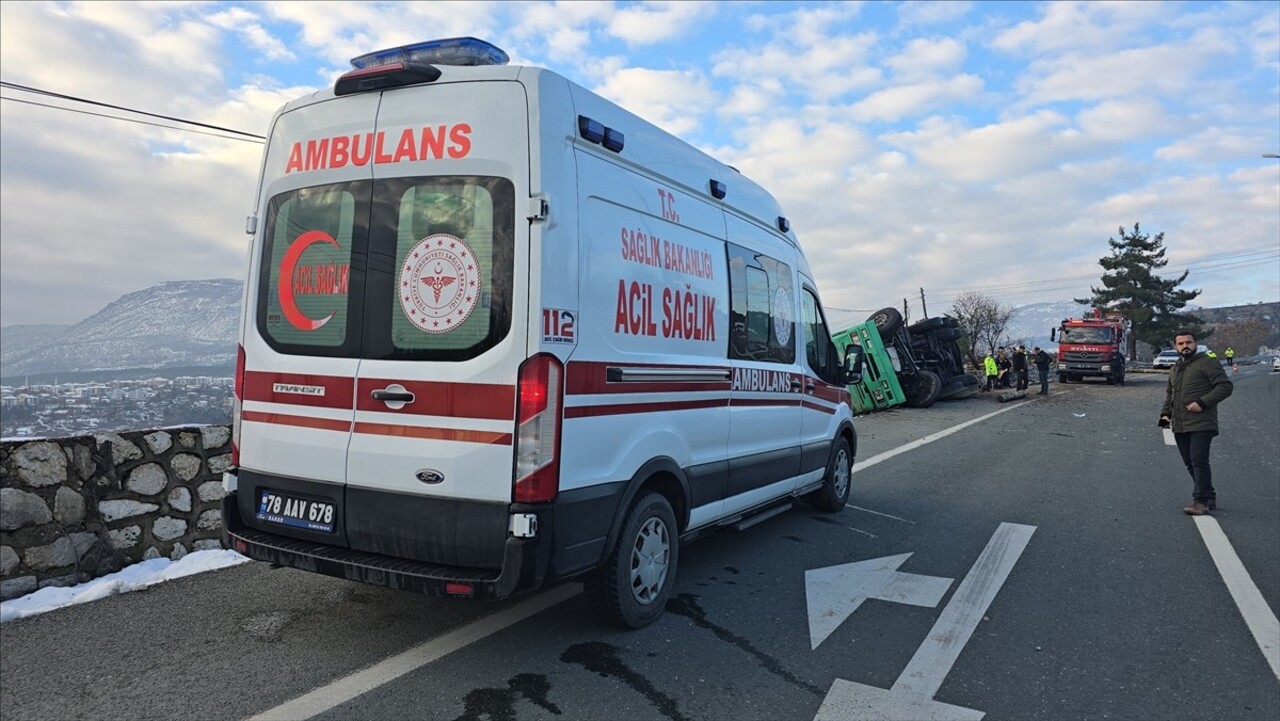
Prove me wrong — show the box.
[1075,223,1207,357]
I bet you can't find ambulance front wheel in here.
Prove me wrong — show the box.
[586,490,679,629]
[809,437,852,512]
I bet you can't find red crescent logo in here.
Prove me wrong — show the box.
[278,230,339,331]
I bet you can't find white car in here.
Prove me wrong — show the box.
[1152,350,1179,369]
[1272,356,1280,372]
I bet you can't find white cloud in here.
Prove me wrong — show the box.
[849,74,983,123]
[885,37,966,80]
[1076,99,1173,143]
[593,67,717,136]
[991,0,1171,55]
[896,0,974,28]
[607,1,716,46]
[207,7,296,62]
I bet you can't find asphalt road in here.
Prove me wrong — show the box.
[2,367,1277,721]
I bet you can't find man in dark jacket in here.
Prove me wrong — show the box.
[1160,330,1233,515]
[1012,346,1029,391]
[1032,346,1052,395]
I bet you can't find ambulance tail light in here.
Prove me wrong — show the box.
[514,354,562,503]
[231,344,244,467]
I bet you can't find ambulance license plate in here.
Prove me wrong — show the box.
[257,489,335,533]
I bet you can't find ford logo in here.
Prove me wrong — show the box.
[415,469,445,484]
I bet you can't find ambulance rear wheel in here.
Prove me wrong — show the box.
[809,437,852,512]
[585,491,679,629]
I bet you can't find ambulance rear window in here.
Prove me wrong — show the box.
[257,182,365,355]
[362,176,514,361]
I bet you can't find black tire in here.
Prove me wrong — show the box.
[809,436,852,512]
[939,373,978,400]
[868,307,903,338]
[908,317,947,333]
[1058,373,1068,384]
[904,369,943,408]
[584,491,678,629]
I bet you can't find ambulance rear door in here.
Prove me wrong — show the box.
[239,93,381,520]
[343,81,529,564]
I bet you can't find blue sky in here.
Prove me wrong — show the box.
[1,1,1277,328]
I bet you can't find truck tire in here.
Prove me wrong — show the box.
[939,373,978,400]
[808,437,852,512]
[935,328,962,342]
[908,317,947,333]
[1058,373,1068,384]
[904,369,943,408]
[584,491,678,629]
[868,307,903,338]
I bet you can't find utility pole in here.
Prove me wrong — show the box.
[920,288,928,319]
[902,297,910,323]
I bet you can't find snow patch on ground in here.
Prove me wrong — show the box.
[0,549,249,624]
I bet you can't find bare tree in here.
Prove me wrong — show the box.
[950,291,1016,369]
[1208,318,1273,356]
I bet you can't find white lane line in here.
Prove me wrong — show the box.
[1192,516,1280,682]
[246,583,581,721]
[891,523,1036,700]
[852,395,1043,475]
[844,505,915,524]
[841,525,878,539]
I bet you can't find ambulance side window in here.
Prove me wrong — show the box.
[801,288,837,384]
[727,244,795,364]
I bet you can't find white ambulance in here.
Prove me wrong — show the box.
[223,37,863,628]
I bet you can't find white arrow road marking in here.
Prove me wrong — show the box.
[815,522,1036,721]
[1193,516,1280,681]
[806,553,953,650]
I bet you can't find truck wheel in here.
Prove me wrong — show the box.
[584,491,678,629]
[908,317,947,333]
[868,307,903,337]
[904,369,943,408]
[809,437,852,512]
[1058,373,1068,384]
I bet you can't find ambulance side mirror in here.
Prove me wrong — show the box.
[840,346,865,386]
[1050,328,1057,342]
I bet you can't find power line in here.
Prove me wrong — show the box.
[0,96,263,144]
[0,79,264,140]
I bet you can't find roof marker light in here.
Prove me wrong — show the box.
[350,37,509,69]
[777,216,790,233]
[602,127,625,153]
[709,179,727,199]
[578,116,604,144]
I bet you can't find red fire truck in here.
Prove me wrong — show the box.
[1050,310,1128,384]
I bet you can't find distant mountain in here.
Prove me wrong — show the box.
[0,324,71,369]
[0,279,241,380]
[1006,301,1092,346]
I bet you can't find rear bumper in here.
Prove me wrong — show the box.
[222,494,541,599]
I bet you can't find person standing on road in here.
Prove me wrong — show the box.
[1033,346,1051,395]
[1012,345,1029,391]
[1159,330,1233,516]
[1110,349,1126,387]
[1224,347,1234,367]
[983,352,998,391]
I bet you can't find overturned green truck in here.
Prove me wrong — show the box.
[833,307,978,412]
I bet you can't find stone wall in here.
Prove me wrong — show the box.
[0,425,231,600]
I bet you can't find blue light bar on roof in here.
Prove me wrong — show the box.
[351,37,509,69]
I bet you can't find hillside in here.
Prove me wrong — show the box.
[0,280,240,381]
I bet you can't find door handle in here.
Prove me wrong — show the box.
[790,379,802,391]
[372,389,415,403]
[806,381,816,393]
